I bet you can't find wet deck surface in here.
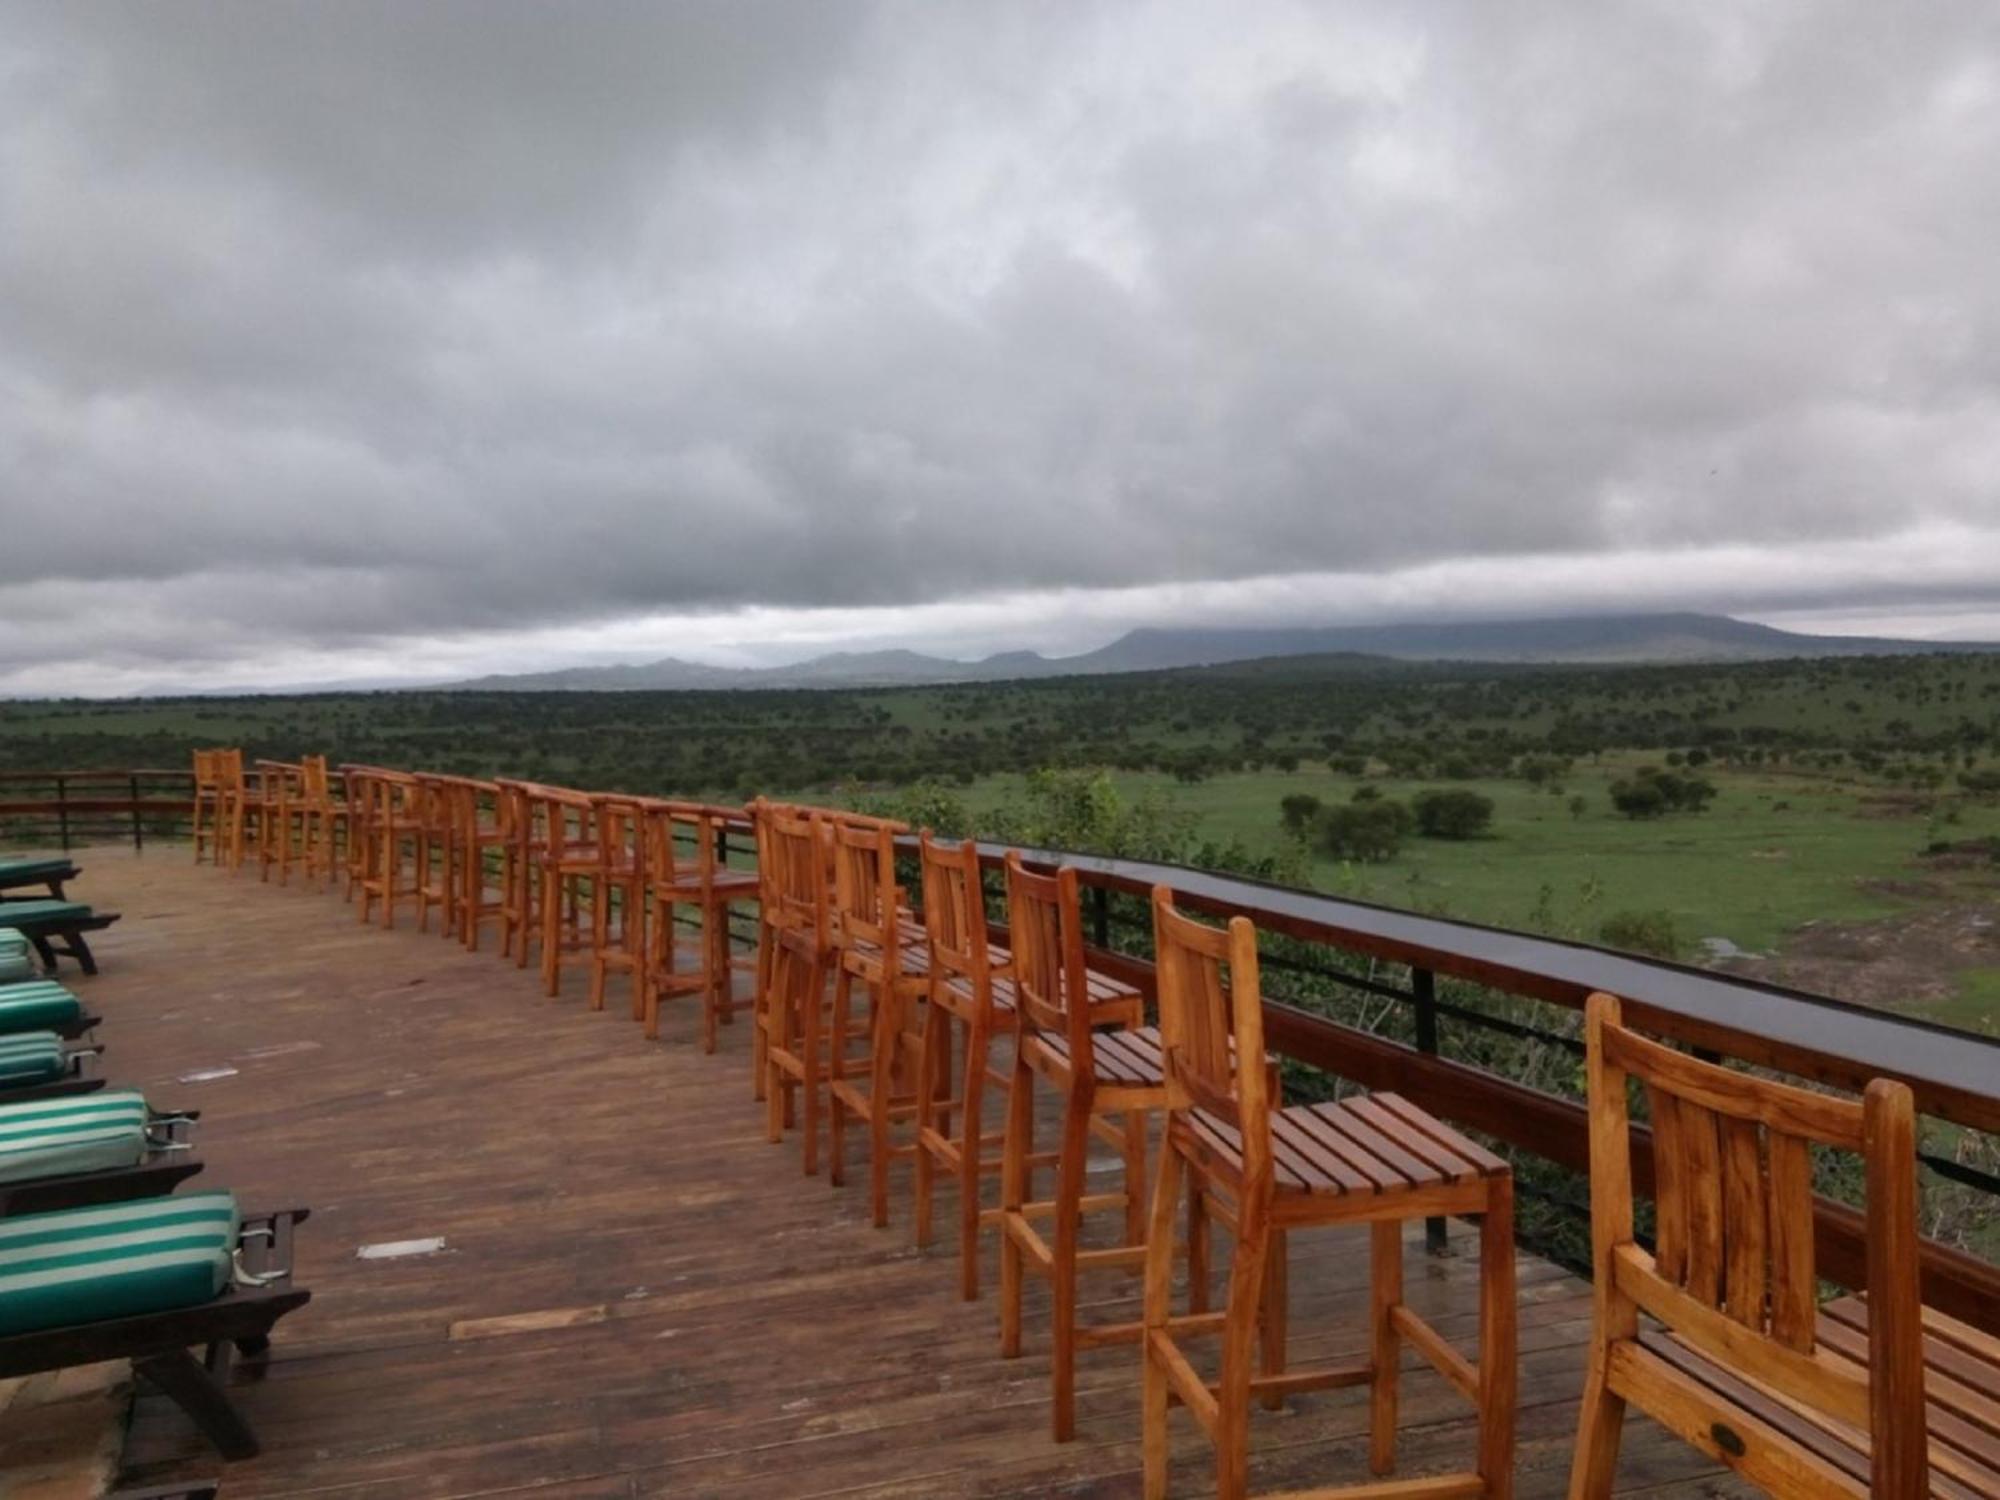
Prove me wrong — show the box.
[39,848,1742,1498]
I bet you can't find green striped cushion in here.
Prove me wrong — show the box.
[0,928,27,955]
[0,954,32,986]
[0,1033,67,1087]
[0,1090,150,1183]
[0,1191,238,1335]
[0,984,82,1034]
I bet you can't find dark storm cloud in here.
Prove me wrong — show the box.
[2,1,1998,690]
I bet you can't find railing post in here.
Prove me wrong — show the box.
[1089,884,1110,950]
[131,772,144,853]
[1411,965,1450,1255]
[55,775,70,852]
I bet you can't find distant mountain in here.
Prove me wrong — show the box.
[442,612,1997,692]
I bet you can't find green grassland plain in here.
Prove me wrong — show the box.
[5,651,1998,1029]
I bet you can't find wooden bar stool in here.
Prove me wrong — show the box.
[826,811,930,1228]
[1566,992,1976,1499]
[190,750,223,865]
[760,801,835,1174]
[357,771,421,928]
[451,779,508,951]
[996,853,1164,1441]
[340,765,374,902]
[586,794,646,1014]
[216,750,259,871]
[912,832,1013,1297]
[412,774,459,938]
[252,760,293,883]
[493,780,546,967]
[295,755,340,889]
[1141,886,1516,1500]
[536,787,601,999]
[640,802,760,1049]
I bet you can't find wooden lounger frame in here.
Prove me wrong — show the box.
[14,910,121,976]
[0,1110,203,1217]
[0,1206,311,1459]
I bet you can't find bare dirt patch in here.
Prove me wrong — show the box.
[1720,901,2000,1011]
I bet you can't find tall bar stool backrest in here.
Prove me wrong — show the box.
[300,755,329,804]
[1151,887,1270,1171]
[1579,991,1925,1494]
[1002,852,1100,1075]
[764,803,828,949]
[192,748,216,788]
[919,833,993,1011]
[829,816,898,959]
[217,747,245,795]
[593,794,644,873]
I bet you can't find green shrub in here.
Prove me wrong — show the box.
[1315,799,1410,862]
[1411,788,1495,839]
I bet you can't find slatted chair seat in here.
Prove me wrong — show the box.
[1638,1301,2000,1500]
[944,961,1140,1021]
[1184,1093,1509,1201]
[1030,1024,1168,1088]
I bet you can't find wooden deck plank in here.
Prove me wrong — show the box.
[16,848,1736,1499]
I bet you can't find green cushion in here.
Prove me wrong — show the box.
[0,1091,150,1183]
[0,984,84,1035]
[0,929,27,956]
[0,1191,238,1335]
[0,955,32,986]
[0,859,70,882]
[0,1033,66,1087]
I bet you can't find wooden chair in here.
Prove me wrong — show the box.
[294,755,340,889]
[411,774,459,938]
[586,795,647,1014]
[535,787,603,1000]
[912,832,1014,1298]
[254,756,304,888]
[493,780,545,966]
[449,778,508,951]
[339,765,376,903]
[760,801,835,1174]
[1567,992,1996,1498]
[1141,886,1516,1500]
[825,811,930,1228]
[190,750,223,865]
[215,750,258,871]
[356,772,421,928]
[997,853,1162,1442]
[640,802,760,1049]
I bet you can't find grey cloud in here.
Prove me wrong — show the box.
[2,0,1998,690]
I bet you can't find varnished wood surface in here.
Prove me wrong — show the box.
[36,848,1748,1499]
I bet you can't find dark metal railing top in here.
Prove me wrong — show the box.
[975,841,2000,1137]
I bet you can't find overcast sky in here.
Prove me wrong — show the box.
[3,1,1998,694]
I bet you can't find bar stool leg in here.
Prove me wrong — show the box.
[1140,1139,1185,1500]
[998,1052,1034,1359]
[1215,1210,1271,1500]
[1259,1227,1287,1412]
[1049,1094,1091,1441]
[1477,1178,1518,1500]
[956,1019,988,1301]
[1369,1220,1402,1473]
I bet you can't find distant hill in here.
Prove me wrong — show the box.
[443,611,1997,691]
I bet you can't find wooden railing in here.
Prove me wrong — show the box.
[0,769,196,852]
[7,766,1995,1332]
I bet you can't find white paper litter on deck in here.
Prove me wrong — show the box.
[357,1237,448,1260]
[177,1065,239,1084]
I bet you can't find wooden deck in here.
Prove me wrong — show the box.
[35,848,1748,1499]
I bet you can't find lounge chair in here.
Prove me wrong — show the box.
[0,1031,103,1104]
[0,857,79,903]
[0,902,120,975]
[0,1089,202,1216]
[0,1191,311,1458]
[0,979,99,1040]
